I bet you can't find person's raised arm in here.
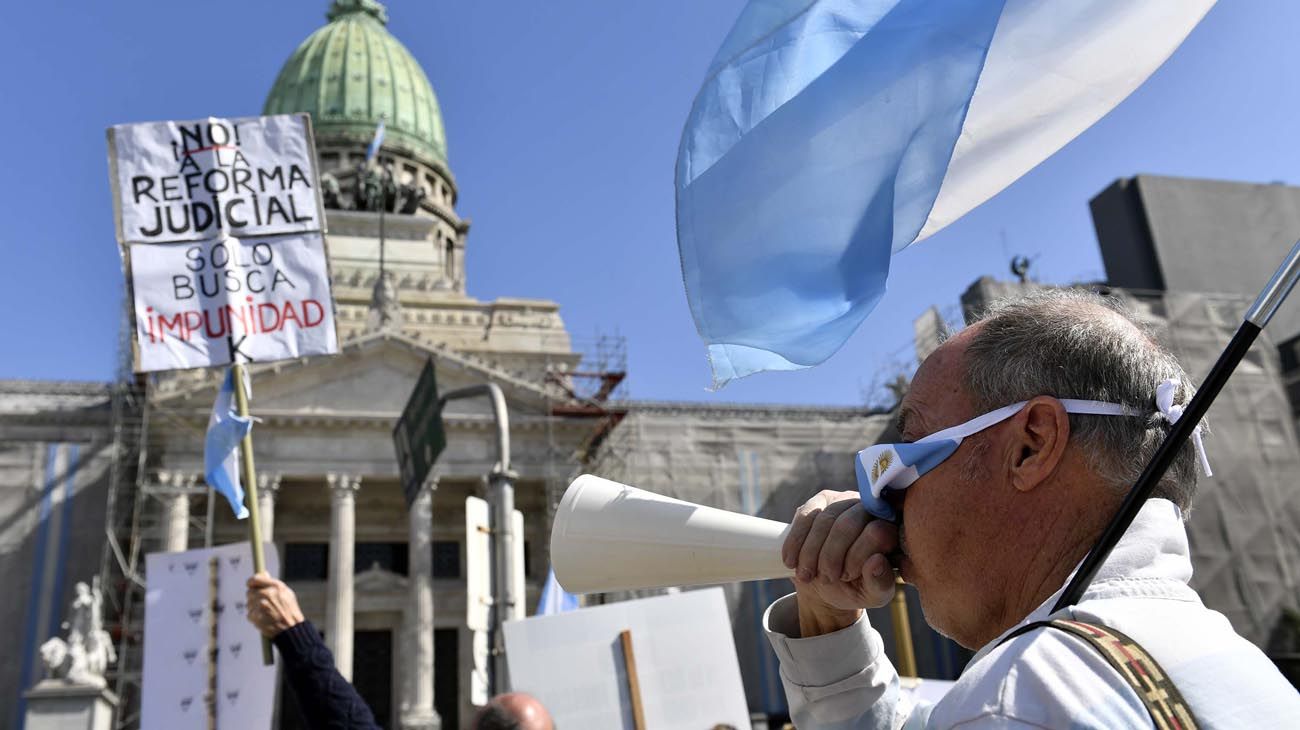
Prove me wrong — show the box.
[767,490,913,730]
[247,572,380,730]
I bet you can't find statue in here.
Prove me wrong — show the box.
[367,269,403,332]
[39,578,116,688]
[398,183,426,214]
[321,172,342,210]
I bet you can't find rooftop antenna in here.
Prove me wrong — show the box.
[1010,255,1032,284]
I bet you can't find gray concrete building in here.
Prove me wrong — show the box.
[1090,174,1300,429]
[1,383,115,728]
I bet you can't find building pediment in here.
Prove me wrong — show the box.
[152,331,565,418]
[354,563,408,594]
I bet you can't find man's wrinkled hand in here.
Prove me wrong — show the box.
[246,572,306,639]
[782,490,899,636]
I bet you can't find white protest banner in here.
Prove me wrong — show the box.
[142,542,280,730]
[129,232,339,372]
[108,114,324,244]
[504,588,751,729]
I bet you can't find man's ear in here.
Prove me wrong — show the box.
[1007,396,1070,492]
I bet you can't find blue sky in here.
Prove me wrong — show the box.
[1,1,1297,405]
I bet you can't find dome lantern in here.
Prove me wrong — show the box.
[263,0,448,172]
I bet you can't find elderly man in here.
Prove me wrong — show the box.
[471,692,555,730]
[770,290,1300,728]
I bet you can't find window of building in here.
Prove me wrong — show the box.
[283,542,415,579]
[283,543,328,581]
[356,542,409,576]
[433,540,460,579]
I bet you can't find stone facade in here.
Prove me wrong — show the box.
[0,382,115,728]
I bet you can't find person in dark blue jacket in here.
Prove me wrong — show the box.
[246,572,380,730]
[248,572,555,730]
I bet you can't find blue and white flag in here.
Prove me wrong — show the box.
[204,368,251,519]
[676,0,1215,385]
[365,118,386,162]
[536,567,579,615]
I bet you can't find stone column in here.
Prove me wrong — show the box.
[326,473,361,679]
[157,471,193,552]
[402,479,441,729]
[257,472,282,541]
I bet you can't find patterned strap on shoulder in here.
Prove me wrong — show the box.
[1001,618,1199,730]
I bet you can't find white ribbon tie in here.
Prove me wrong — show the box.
[1156,378,1213,477]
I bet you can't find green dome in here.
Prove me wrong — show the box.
[264,0,448,168]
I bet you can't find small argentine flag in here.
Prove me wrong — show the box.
[536,567,578,615]
[203,368,251,519]
[365,118,386,162]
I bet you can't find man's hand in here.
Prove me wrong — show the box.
[246,572,306,639]
[782,490,899,637]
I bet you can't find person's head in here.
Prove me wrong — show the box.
[472,692,554,730]
[892,288,1200,648]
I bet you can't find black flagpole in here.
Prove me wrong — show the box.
[1053,239,1300,613]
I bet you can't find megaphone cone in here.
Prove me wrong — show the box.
[550,475,794,593]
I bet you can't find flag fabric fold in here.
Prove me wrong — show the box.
[676,0,1216,386]
[204,367,252,520]
[366,118,386,162]
[536,567,579,615]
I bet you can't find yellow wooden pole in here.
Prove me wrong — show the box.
[619,630,647,730]
[231,362,274,665]
[891,577,918,678]
[207,556,219,730]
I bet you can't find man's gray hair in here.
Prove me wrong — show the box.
[962,288,1200,512]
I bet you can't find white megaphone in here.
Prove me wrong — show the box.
[550,475,795,593]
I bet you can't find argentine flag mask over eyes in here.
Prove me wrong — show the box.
[855,389,1210,521]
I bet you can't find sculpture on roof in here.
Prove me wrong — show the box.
[39,578,116,687]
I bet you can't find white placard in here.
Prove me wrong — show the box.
[465,496,491,632]
[142,542,280,730]
[129,232,338,372]
[503,588,751,730]
[109,114,323,244]
[511,509,525,621]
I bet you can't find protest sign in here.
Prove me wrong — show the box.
[504,588,751,729]
[108,114,325,244]
[128,232,339,372]
[142,542,280,730]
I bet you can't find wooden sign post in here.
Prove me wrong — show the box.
[619,630,647,730]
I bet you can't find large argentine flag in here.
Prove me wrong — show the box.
[676,0,1215,385]
[203,368,251,519]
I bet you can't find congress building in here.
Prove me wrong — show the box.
[4,3,1297,729]
[2,2,909,728]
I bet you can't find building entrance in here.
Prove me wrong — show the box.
[354,629,394,728]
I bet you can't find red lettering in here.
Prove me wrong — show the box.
[302,299,325,327]
[281,301,303,329]
[257,303,282,332]
[225,305,248,337]
[202,308,227,338]
[157,312,185,340]
[182,311,204,341]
